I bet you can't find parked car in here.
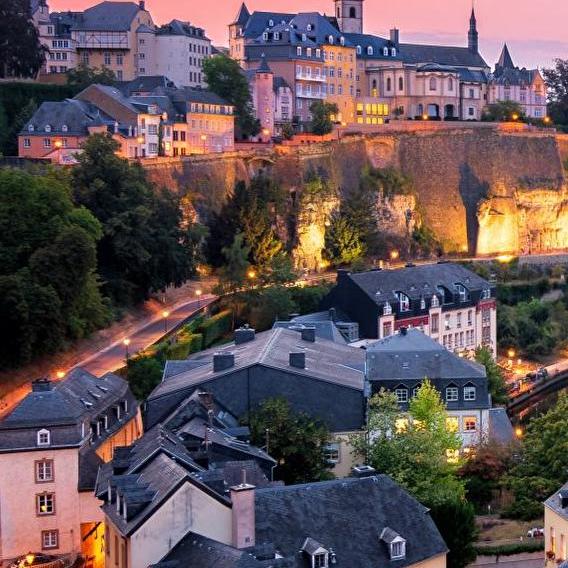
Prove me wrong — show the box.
[527,527,544,538]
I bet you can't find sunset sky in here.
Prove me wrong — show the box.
[49,0,568,69]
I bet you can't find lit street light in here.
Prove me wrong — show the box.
[162,310,170,333]
[123,338,131,361]
[507,349,516,359]
[195,289,203,308]
[515,427,523,439]
[390,250,400,261]
[56,370,65,380]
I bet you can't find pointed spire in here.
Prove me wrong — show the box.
[496,43,515,70]
[256,53,272,74]
[233,2,250,26]
[468,4,479,53]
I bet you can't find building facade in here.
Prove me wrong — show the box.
[0,370,142,567]
[545,484,568,565]
[322,263,498,357]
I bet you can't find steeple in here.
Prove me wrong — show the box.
[232,3,250,26]
[496,44,515,70]
[468,6,478,53]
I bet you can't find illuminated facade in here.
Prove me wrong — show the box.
[0,370,142,567]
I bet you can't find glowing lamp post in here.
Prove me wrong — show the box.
[390,250,400,262]
[511,113,519,121]
[200,134,207,154]
[247,269,257,288]
[56,370,65,380]
[25,553,35,566]
[123,338,131,361]
[162,310,170,333]
[195,289,203,308]
[515,427,523,439]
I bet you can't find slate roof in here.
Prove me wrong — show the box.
[21,99,113,136]
[70,1,142,31]
[252,475,447,567]
[157,19,208,40]
[544,482,568,521]
[487,408,514,445]
[240,11,295,39]
[232,3,251,27]
[118,76,177,96]
[400,43,488,69]
[344,32,398,61]
[496,44,515,71]
[367,329,486,380]
[345,263,492,306]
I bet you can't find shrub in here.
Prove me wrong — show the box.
[126,355,163,400]
[474,541,544,556]
[166,334,203,359]
[199,309,233,347]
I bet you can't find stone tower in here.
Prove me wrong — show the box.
[468,7,479,53]
[334,0,364,34]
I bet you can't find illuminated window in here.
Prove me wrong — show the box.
[36,493,55,515]
[446,417,459,433]
[464,416,477,432]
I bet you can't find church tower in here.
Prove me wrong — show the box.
[468,7,479,53]
[334,0,364,34]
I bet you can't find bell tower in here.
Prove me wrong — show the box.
[334,0,364,34]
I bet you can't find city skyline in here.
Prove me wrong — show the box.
[48,0,568,69]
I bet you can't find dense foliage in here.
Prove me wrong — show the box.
[0,169,110,369]
[309,101,338,135]
[0,0,45,79]
[503,393,568,520]
[482,100,525,122]
[247,398,333,485]
[66,64,116,92]
[475,347,508,405]
[73,135,193,305]
[543,59,568,126]
[202,54,259,138]
[357,383,477,568]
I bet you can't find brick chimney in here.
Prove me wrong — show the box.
[230,476,256,549]
[234,327,256,345]
[289,351,306,369]
[213,352,235,372]
[301,327,316,343]
[139,0,145,10]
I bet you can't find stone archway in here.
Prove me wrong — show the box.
[444,104,455,120]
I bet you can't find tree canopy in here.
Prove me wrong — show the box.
[482,100,525,122]
[66,64,116,92]
[72,134,192,305]
[0,169,109,369]
[246,397,333,485]
[475,347,508,405]
[309,101,338,135]
[543,59,568,125]
[0,0,45,79]
[203,54,259,138]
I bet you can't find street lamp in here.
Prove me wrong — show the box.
[162,310,170,333]
[390,250,400,261]
[56,370,65,379]
[123,338,131,361]
[511,113,519,121]
[25,553,35,566]
[515,427,523,439]
[200,134,207,153]
[195,289,203,308]
[507,348,516,359]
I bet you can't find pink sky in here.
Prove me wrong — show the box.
[49,0,568,68]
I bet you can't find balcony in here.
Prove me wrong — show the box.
[295,73,326,83]
[296,90,325,100]
[73,31,129,50]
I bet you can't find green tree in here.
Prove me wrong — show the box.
[4,98,37,156]
[504,392,568,520]
[309,101,338,135]
[475,347,508,405]
[246,286,297,330]
[203,54,259,138]
[73,134,191,305]
[323,210,365,266]
[543,59,568,126]
[0,169,108,369]
[0,0,45,79]
[66,64,116,92]
[126,355,163,400]
[247,398,333,484]
[215,232,250,296]
[482,100,525,122]
[281,121,295,140]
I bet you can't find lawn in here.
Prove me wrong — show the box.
[476,516,544,545]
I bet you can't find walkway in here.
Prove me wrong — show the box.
[469,552,543,568]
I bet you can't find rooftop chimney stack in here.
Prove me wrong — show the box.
[301,327,316,343]
[139,0,145,10]
[213,352,235,372]
[234,326,256,345]
[289,351,306,369]
[352,465,377,479]
[32,378,54,392]
[230,477,256,549]
[390,28,399,46]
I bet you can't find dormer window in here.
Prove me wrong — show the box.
[302,33,307,42]
[340,36,345,46]
[367,46,374,55]
[383,46,389,56]
[395,292,410,312]
[356,45,362,55]
[45,125,51,133]
[297,46,302,56]
[307,24,313,31]
[391,540,406,559]
[302,538,329,568]
[420,297,426,310]
[314,553,327,568]
[391,47,397,56]
[437,286,450,304]
[381,528,407,561]
[37,429,51,446]
[268,19,274,27]
[383,302,392,316]
[62,124,68,132]
[328,35,334,45]
[481,288,491,300]
[455,283,469,302]
[274,32,280,40]
[28,124,34,132]
[262,32,268,41]
[431,294,440,308]
[394,387,409,404]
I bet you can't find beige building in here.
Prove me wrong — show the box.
[0,370,142,567]
[545,484,568,565]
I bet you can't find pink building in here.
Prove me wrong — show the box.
[0,370,142,568]
[247,56,275,142]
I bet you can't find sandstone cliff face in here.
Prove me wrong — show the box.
[143,127,568,267]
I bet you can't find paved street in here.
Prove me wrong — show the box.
[470,552,544,568]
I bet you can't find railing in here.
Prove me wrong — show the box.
[296,73,326,82]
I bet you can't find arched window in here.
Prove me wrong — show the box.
[398,77,404,91]
[268,19,274,27]
[340,36,345,46]
[367,46,373,55]
[28,124,34,132]
[386,77,392,91]
[356,45,362,55]
[391,47,397,57]
[37,429,51,446]
[337,6,340,18]
[262,32,268,41]
[417,104,424,117]
[383,46,389,56]
[307,24,313,31]
[371,79,377,97]
[328,35,334,45]
[349,6,357,18]
[45,124,51,133]
[429,77,437,91]
[62,124,68,132]
[448,77,454,91]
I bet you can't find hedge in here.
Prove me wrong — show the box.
[166,334,203,359]
[199,310,233,347]
[475,541,544,556]
[497,278,552,306]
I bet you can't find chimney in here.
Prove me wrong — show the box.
[32,378,54,393]
[198,391,214,411]
[213,352,235,372]
[289,351,306,369]
[400,327,408,336]
[139,0,145,10]
[230,476,256,549]
[301,327,316,343]
[234,326,256,345]
[352,465,376,479]
[390,28,399,46]
[329,307,337,322]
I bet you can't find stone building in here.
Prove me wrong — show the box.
[489,44,548,120]
[0,369,142,567]
[322,263,497,356]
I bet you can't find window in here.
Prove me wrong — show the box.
[356,45,362,55]
[464,416,477,432]
[464,386,476,401]
[386,77,392,91]
[395,388,408,404]
[148,124,158,135]
[467,310,473,326]
[383,47,388,56]
[314,553,328,568]
[297,46,302,56]
[430,314,439,334]
[457,312,462,328]
[367,46,373,56]
[328,35,334,45]
[23,138,31,148]
[36,493,55,515]
[448,77,454,90]
[37,429,51,446]
[323,442,340,464]
[117,54,123,65]
[104,53,111,66]
[262,32,268,41]
[444,314,451,331]
[391,47,397,57]
[395,292,410,312]
[446,387,459,402]
[429,77,437,91]
[446,416,459,432]
[36,460,54,482]
[349,6,357,18]
[45,124,51,133]
[398,77,404,91]
[391,541,406,560]
[42,530,58,550]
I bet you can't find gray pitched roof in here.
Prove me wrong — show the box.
[400,43,488,69]
[232,3,251,27]
[157,19,208,40]
[545,482,568,521]
[344,32,398,60]
[487,408,514,445]
[241,11,295,39]
[496,44,515,70]
[254,475,448,567]
[70,1,142,31]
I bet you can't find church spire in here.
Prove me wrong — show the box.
[468,5,479,53]
[496,44,515,70]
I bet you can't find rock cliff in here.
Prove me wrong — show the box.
[143,126,568,268]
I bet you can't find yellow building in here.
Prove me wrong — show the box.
[545,484,568,565]
[323,42,357,124]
